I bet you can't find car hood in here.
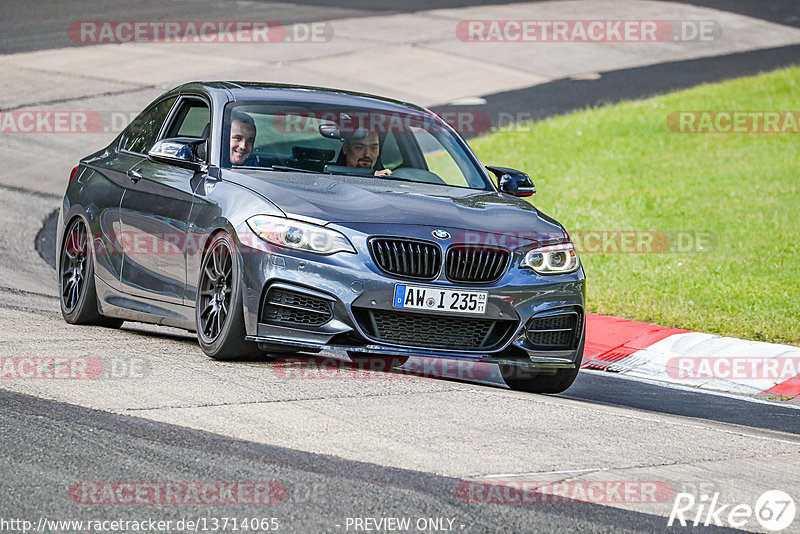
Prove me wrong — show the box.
[225,169,567,241]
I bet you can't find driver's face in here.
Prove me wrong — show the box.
[343,132,380,169]
[230,120,256,165]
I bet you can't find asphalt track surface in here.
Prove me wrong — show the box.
[439,44,800,138]
[2,388,745,534]
[3,0,800,55]
[3,1,800,533]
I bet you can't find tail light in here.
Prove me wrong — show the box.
[69,166,79,184]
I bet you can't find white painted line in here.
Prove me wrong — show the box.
[481,467,610,479]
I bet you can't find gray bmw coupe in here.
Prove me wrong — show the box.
[58,82,586,393]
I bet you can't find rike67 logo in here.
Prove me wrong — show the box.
[668,490,796,531]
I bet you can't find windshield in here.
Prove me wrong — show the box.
[222,102,492,190]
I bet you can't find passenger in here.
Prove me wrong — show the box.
[229,111,256,165]
[341,131,392,177]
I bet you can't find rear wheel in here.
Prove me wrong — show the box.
[59,218,123,328]
[196,232,260,360]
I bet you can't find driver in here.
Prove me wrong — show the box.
[341,131,392,177]
[229,111,256,165]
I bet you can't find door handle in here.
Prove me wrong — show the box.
[127,168,143,183]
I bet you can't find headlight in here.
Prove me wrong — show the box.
[246,215,355,255]
[522,243,580,274]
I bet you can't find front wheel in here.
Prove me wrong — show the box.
[196,232,260,360]
[59,217,123,328]
[499,364,580,394]
[501,328,585,394]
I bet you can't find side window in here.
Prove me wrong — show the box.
[167,100,211,138]
[380,133,403,169]
[121,97,176,154]
[411,127,469,187]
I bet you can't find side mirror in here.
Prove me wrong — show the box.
[486,166,536,197]
[148,137,207,171]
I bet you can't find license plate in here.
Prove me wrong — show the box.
[393,284,487,314]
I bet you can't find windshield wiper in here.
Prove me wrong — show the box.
[322,165,414,183]
[375,175,416,184]
[265,165,323,174]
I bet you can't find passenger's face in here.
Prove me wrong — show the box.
[343,132,380,168]
[229,120,256,165]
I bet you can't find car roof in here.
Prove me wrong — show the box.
[171,81,431,115]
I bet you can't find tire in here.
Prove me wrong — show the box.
[196,232,260,360]
[500,365,580,394]
[500,336,585,394]
[346,352,409,372]
[59,218,123,328]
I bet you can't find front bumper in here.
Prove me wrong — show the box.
[236,222,586,370]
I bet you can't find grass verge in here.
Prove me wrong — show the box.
[470,66,799,344]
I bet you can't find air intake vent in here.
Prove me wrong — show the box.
[369,238,441,280]
[525,311,581,350]
[353,308,516,351]
[445,246,510,283]
[261,287,332,327]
